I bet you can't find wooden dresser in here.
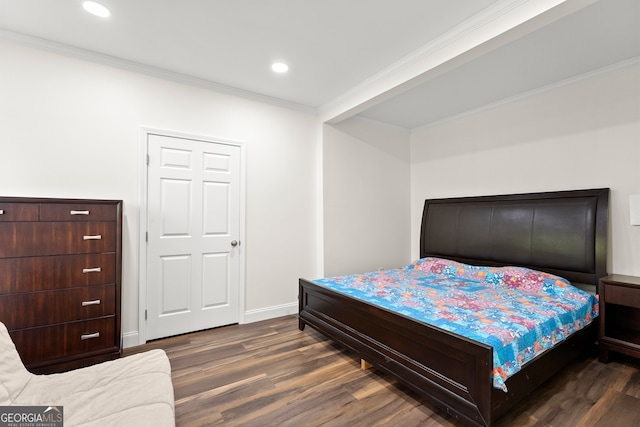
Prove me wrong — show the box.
[0,196,122,373]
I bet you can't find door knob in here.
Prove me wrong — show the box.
[231,240,238,247]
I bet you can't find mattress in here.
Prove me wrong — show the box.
[0,321,175,426]
[312,257,598,391]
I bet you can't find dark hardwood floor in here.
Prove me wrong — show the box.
[124,315,640,427]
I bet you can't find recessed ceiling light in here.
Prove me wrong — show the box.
[271,62,289,73]
[83,1,111,18]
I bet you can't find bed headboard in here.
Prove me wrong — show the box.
[420,188,609,286]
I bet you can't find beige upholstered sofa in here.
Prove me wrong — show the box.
[0,322,175,426]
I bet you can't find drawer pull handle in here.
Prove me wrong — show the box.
[71,210,90,215]
[82,299,101,306]
[83,235,102,240]
[0,210,4,215]
[81,332,100,340]
[82,267,102,273]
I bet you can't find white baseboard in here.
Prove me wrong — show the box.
[122,331,140,349]
[121,302,298,348]
[242,302,298,324]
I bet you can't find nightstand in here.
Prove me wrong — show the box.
[598,274,640,363]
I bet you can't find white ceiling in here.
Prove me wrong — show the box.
[1,0,638,129]
[357,0,640,128]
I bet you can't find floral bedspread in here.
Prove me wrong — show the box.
[312,257,598,391]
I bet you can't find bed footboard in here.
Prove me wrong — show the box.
[299,278,494,427]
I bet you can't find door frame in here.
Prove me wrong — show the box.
[137,127,246,345]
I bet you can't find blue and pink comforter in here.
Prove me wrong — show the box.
[312,257,598,391]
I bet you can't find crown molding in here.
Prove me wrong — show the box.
[0,29,316,115]
[412,56,640,132]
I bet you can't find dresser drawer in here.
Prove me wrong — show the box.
[39,203,117,222]
[0,203,39,221]
[605,284,640,309]
[0,284,115,329]
[0,253,116,294]
[0,222,116,258]
[9,317,117,366]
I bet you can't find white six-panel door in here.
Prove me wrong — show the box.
[145,133,241,340]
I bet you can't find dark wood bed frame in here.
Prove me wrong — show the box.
[299,188,609,427]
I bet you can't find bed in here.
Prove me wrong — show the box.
[298,188,609,427]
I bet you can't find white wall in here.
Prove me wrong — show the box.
[323,119,411,276]
[0,40,320,344]
[2,37,638,348]
[410,63,640,277]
